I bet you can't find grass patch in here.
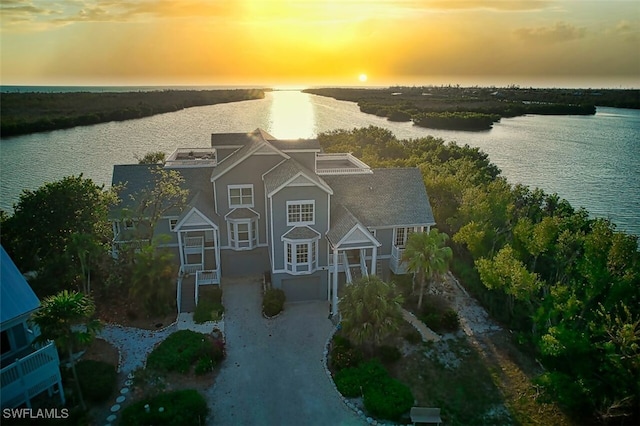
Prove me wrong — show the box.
[120,389,208,426]
[193,286,224,323]
[147,330,225,374]
[394,337,510,425]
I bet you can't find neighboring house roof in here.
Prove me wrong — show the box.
[323,168,435,228]
[263,158,333,197]
[1,246,40,324]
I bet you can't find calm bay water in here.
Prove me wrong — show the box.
[1,90,638,238]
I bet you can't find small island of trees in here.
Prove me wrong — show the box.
[304,86,638,131]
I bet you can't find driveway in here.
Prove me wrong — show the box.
[206,276,362,426]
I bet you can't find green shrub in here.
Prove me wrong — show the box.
[75,359,117,403]
[364,377,414,421]
[263,288,285,317]
[194,287,224,323]
[442,308,460,331]
[120,389,208,426]
[376,345,402,364]
[334,360,387,398]
[330,335,363,371]
[147,330,221,374]
[194,356,214,375]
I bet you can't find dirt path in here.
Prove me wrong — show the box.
[431,273,573,425]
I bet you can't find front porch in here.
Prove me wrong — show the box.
[0,341,65,409]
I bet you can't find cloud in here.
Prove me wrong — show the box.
[515,21,587,43]
[419,0,553,12]
[1,0,240,31]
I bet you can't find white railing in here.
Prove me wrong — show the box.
[390,245,408,274]
[176,275,183,314]
[316,153,372,175]
[196,269,220,286]
[1,342,64,408]
[180,264,203,275]
[360,254,369,277]
[185,236,204,247]
[342,252,353,283]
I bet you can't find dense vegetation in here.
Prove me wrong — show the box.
[319,127,640,424]
[0,89,265,137]
[120,389,208,426]
[305,86,639,131]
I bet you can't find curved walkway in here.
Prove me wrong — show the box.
[206,276,362,426]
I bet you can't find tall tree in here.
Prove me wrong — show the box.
[129,168,189,240]
[339,276,404,353]
[129,238,178,316]
[136,151,166,164]
[33,290,101,410]
[1,175,117,296]
[402,230,453,309]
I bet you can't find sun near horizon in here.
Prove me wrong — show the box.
[0,1,638,88]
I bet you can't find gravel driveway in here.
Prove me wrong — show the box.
[206,276,362,426]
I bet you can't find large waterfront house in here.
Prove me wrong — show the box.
[1,246,65,409]
[110,129,435,315]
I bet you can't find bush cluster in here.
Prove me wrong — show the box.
[419,296,460,333]
[147,330,225,374]
[75,359,117,403]
[330,335,364,371]
[120,389,208,426]
[262,288,285,317]
[376,345,402,365]
[334,359,414,421]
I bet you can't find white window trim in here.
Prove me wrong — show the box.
[228,184,254,208]
[227,217,258,251]
[393,226,424,248]
[283,237,319,275]
[123,219,135,230]
[286,200,315,226]
[168,217,179,232]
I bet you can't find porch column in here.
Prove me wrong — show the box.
[371,245,377,276]
[214,228,221,275]
[332,247,339,316]
[177,231,185,267]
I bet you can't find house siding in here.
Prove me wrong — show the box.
[215,154,284,247]
[373,228,394,256]
[270,186,329,269]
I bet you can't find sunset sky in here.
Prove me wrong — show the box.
[1,0,638,88]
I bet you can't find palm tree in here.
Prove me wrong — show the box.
[339,276,404,354]
[402,229,453,310]
[33,290,101,410]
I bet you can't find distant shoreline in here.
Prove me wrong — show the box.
[0,89,266,137]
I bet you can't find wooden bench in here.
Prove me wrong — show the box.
[410,407,442,425]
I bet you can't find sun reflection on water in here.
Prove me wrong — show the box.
[268,90,316,139]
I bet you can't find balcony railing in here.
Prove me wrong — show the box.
[1,342,64,408]
[390,245,409,274]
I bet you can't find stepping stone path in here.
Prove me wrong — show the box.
[103,373,134,426]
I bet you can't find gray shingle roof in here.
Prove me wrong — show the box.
[1,246,40,324]
[282,226,321,240]
[225,208,259,220]
[326,203,363,245]
[270,139,321,151]
[110,164,216,222]
[323,168,435,228]
[263,158,332,196]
